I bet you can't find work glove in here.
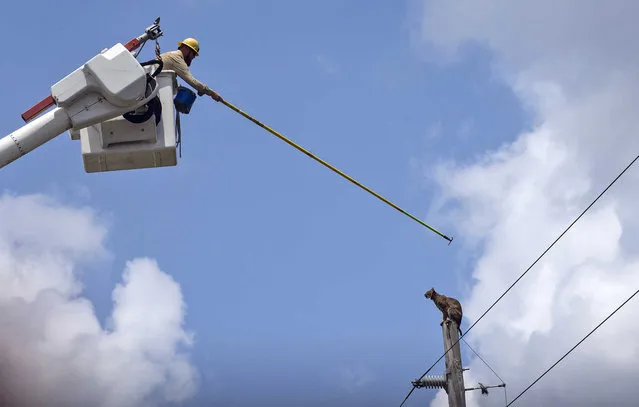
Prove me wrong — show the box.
[198,87,222,101]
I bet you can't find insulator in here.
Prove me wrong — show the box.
[413,374,447,389]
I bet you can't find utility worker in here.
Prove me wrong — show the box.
[159,37,223,102]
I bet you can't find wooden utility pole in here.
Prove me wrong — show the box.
[413,289,470,407]
[412,319,468,407]
[442,320,466,407]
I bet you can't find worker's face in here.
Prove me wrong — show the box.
[184,48,197,66]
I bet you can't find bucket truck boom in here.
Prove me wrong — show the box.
[0,42,160,169]
[0,18,183,173]
[20,17,162,123]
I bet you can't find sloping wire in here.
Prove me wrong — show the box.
[398,152,639,407]
[507,287,639,406]
[460,337,508,406]
[460,337,505,385]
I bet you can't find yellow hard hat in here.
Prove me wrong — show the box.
[178,38,199,55]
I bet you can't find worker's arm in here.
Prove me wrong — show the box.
[161,53,222,101]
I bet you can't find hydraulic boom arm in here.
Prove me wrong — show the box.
[20,18,162,123]
[0,20,164,170]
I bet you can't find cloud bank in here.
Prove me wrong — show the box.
[0,192,198,407]
[415,1,639,406]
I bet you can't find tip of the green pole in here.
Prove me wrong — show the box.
[447,236,454,246]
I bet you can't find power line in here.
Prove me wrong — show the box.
[398,152,639,407]
[461,337,505,385]
[507,286,639,406]
[398,383,417,407]
[460,337,508,406]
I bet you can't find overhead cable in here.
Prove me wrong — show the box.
[399,152,639,407]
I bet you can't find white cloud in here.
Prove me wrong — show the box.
[413,1,639,406]
[0,192,198,407]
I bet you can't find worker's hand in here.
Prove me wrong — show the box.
[210,91,223,102]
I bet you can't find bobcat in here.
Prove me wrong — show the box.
[425,287,463,335]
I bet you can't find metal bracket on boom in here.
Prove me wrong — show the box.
[124,17,163,53]
[146,17,162,39]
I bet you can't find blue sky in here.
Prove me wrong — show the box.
[0,1,529,406]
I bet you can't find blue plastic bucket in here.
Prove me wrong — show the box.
[174,86,197,114]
